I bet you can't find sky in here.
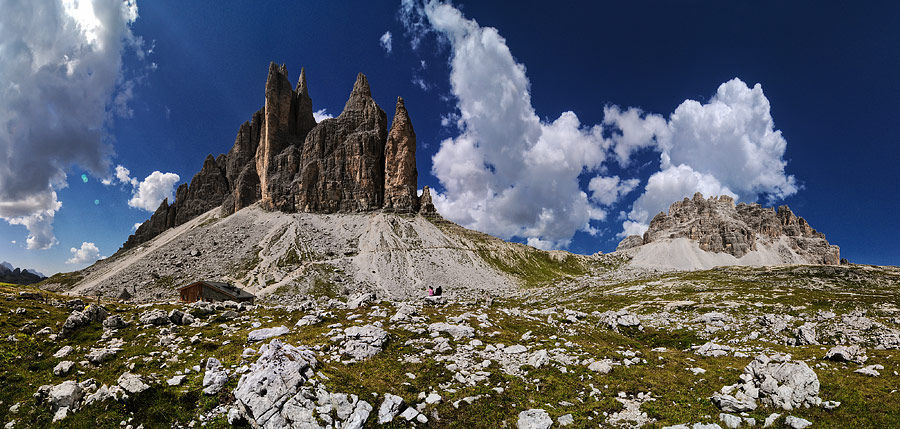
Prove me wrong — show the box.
[1,1,899,275]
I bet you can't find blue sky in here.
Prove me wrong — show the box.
[1,1,899,275]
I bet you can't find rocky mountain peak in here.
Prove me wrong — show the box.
[295,67,309,96]
[383,96,418,213]
[122,63,429,251]
[617,193,840,265]
[350,72,371,97]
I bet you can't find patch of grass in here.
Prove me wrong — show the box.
[277,247,302,267]
[36,271,83,289]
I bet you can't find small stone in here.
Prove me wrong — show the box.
[53,346,73,358]
[763,413,781,428]
[504,345,528,354]
[558,414,574,426]
[854,364,882,377]
[400,406,419,421]
[719,413,741,429]
[785,416,812,429]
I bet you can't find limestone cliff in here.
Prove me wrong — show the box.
[383,97,419,213]
[122,63,426,251]
[617,192,840,265]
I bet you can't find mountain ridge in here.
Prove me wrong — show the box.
[616,192,841,270]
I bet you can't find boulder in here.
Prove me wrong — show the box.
[377,393,405,424]
[824,345,867,364]
[713,354,821,412]
[598,310,641,331]
[117,372,149,394]
[102,315,128,330]
[518,408,552,429]
[341,324,389,360]
[428,322,475,339]
[83,384,126,406]
[785,416,812,429]
[248,326,290,342]
[53,361,74,376]
[203,357,228,395]
[48,381,83,422]
[139,308,170,326]
[233,339,318,428]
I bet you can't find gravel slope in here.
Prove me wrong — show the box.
[61,205,515,302]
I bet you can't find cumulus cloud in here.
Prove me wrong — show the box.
[608,78,798,237]
[66,241,103,265]
[313,109,333,123]
[379,31,393,54]
[403,1,612,249]
[107,164,179,211]
[0,0,145,248]
[127,170,180,211]
[588,176,640,206]
[115,165,139,187]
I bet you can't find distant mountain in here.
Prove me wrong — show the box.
[0,261,47,285]
[616,193,841,270]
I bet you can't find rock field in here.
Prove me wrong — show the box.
[3,262,899,427]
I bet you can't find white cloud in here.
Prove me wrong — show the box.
[313,109,333,123]
[132,222,142,231]
[588,176,640,206]
[603,106,668,167]
[66,241,103,265]
[0,0,146,248]
[403,2,611,249]
[127,171,180,212]
[607,78,798,237]
[379,31,393,54]
[115,165,139,187]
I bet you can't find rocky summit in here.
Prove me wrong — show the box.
[123,64,424,250]
[617,193,841,270]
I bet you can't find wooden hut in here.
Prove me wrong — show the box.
[178,281,255,304]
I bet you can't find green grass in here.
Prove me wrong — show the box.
[36,271,84,289]
[2,263,898,428]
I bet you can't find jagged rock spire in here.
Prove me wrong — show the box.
[383,96,418,213]
[296,67,309,96]
[300,72,387,212]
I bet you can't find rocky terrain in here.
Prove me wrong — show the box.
[3,262,899,428]
[616,193,841,270]
[122,64,429,251]
[13,60,897,428]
